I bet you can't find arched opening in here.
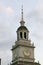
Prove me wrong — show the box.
[20,32,22,38]
[24,32,26,39]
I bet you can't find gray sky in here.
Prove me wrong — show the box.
[0,0,43,65]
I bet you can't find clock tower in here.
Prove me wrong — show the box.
[11,6,40,65]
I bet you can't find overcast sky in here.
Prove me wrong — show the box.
[0,0,43,65]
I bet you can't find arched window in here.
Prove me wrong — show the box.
[20,32,22,38]
[24,32,26,39]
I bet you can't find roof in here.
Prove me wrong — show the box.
[17,26,28,31]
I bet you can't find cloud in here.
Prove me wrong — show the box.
[31,32,43,40]
[27,1,43,20]
[0,1,43,65]
[5,7,13,14]
[0,50,12,65]
[35,3,43,18]
[0,2,14,15]
[26,2,43,43]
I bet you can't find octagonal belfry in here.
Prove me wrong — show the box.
[11,6,41,65]
[17,25,29,41]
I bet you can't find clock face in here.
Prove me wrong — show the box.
[23,49,31,57]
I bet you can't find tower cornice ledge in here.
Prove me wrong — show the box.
[11,60,40,65]
[11,41,35,50]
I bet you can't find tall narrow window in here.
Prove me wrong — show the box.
[20,32,22,38]
[24,32,26,39]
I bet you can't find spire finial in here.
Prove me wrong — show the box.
[20,5,25,26]
[21,5,23,21]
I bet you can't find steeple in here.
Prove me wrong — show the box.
[17,5,29,41]
[11,6,40,65]
[20,5,25,26]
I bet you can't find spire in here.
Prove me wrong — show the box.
[20,5,25,26]
[21,5,23,21]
